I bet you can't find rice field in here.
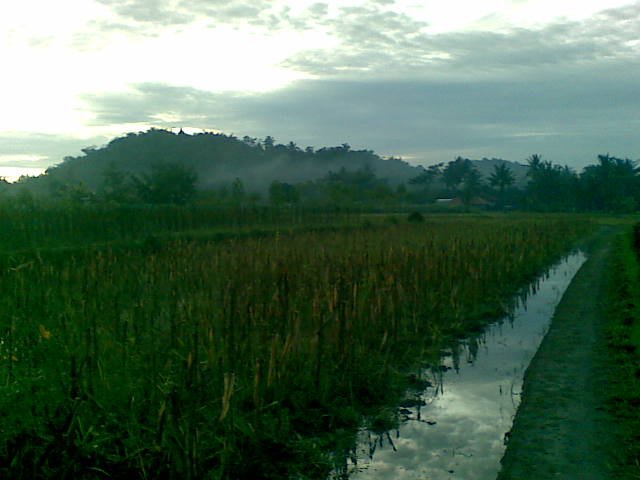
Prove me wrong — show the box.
[0,208,593,479]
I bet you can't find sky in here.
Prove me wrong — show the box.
[1,0,639,180]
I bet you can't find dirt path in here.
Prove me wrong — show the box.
[497,229,623,479]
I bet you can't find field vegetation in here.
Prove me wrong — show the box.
[0,205,595,479]
[0,202,371,254]
[606,223,640,478]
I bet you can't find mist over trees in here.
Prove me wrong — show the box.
[35,129,418,192]
[4,129,640,212]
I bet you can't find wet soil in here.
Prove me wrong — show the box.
[497,229,624,479]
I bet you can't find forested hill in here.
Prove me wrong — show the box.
[39,129,421,192]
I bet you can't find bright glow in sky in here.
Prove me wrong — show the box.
[0,164,46,182]
[1,0,639,176]
[0,3,329,135]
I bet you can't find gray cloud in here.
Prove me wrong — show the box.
[90,0,320,34]
[284,1,640,77]
[282,4,437,75]
[82,83,231,126]
[95,0,195,25]
[23,1,640,171]
[308,3,329,18]
[84,0,640,79]
[0,133,110,167]
[81,58,640,169]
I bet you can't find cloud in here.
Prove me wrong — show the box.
[72,0,331,54]
[90,0,320,33]
[284,1,640,78]
[82,1,640,80]
[283,4,437,76]
[81,59,640,168]
[13,1,640,170]
[0,133,110,167]
[308,3,329,18]
[94,0,195,25]
[81,83,232,126]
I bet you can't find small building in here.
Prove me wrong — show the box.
[436,197,494,208]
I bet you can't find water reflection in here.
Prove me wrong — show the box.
[337,253,586,480]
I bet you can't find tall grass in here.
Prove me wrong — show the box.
[0,203,358,251]
[606,224,640,478]
[0,213,592,478]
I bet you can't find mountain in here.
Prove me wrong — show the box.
[29,129,422,194]
[9,129,532,200]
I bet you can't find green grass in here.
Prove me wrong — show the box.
[0,202,370,252]
[0,208,595,479]
[606,225,640,479]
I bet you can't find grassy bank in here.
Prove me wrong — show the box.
[0,209,593,478]
[606,224,640,478]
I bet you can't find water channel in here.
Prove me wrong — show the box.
[336,252,586,480]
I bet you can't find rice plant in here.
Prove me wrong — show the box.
[0,211,593,478]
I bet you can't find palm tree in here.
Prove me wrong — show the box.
[461,167,483,205]
[489,163,515,198]
[527,153,542,169]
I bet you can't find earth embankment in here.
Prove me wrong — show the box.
[497,229,623,479]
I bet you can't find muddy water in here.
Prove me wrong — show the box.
[337,253,586,480]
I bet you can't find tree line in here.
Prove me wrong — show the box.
[407,153,640,212]
[0,128,638,212]
[28,152,635,212]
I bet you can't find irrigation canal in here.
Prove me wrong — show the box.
[335,252,586,479]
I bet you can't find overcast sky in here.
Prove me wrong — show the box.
[1,0,639,179]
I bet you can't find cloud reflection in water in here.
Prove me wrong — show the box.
[341,253,586,480]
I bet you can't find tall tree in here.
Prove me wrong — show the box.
[489,163,515,207]
[262,136,275,149]
[525,155,577,211]
[409,163,444,187]
[579,154,639,211]
[443,157,473,190]
[460,167,483,205]
[489,163,515,193]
